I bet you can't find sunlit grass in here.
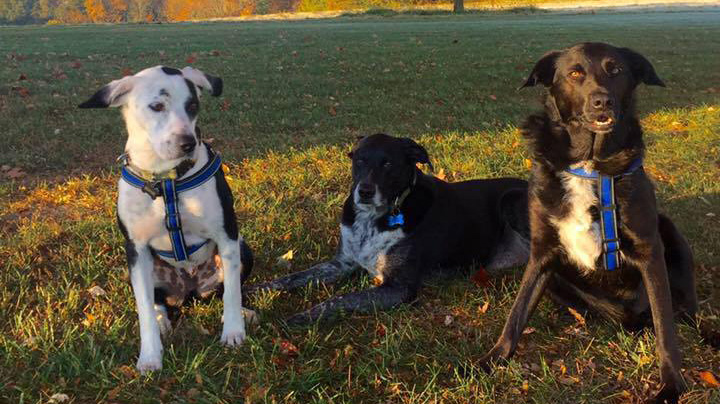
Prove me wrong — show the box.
[1,103,719,403]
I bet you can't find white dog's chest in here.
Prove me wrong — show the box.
[340,211,405,280]
[551,172,603,273]
[117,180,222,266]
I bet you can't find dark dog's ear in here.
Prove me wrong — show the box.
[617,47,665,87]
[520,50,562,89]
[400,138,433,171]
[78,76,135,108]
[347,135,366,158]
[181,66,223,96]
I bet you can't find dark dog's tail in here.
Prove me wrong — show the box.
[499,187,530,242]
[240,238,254,284]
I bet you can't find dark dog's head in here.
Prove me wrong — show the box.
[348,134,432,209]
[79,66,222,161]
[521,42,664,134]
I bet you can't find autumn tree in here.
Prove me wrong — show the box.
[84,0,107,21]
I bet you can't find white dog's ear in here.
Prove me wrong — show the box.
[78,76,136,108]
[181,66,223,97]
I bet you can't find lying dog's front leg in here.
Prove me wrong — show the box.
[642,243,685,404]
[479,256,552,370]
[246,259,356,295]
[128,243,164,373]
[285,284,413,326]
[216,235,246,346]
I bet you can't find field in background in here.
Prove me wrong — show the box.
[1,10,720,403]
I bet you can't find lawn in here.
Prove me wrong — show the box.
[1,9,719,404]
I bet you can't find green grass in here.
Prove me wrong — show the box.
[1,10,719,404]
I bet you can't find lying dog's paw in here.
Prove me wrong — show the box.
[136,353,163,374]
[645,387,680,404]
[220,326,246,347]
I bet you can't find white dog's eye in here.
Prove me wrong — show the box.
[149,102,165,112]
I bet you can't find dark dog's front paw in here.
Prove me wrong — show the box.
[645,384,681,404]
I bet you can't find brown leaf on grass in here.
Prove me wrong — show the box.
[699,370,720,387]
[220,99,231,111]
[14,87,30,98]
[567,307,586,326]
[121,67,133,77]
[489,94,497,100]
[434,167,446,180]
[186,55,197,64]
[274,339,299,357]
[52,69,68,80]
[522,327,536,335]
[328,106,337,116]
[478,301,490,314]
[470,266,490,288]
[71,61,82,69]
[375,323,387,338]
[5,167,26,179]
[117,365,137,379]
[524,159,533,169]
[210,50,221,56]
[18,73,27,81]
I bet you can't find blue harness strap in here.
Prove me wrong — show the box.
[121,147,222,261]
[565,158,642,271]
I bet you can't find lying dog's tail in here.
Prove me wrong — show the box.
[499,187,530,242]
[240,238,254,284]
[486,186,531,271]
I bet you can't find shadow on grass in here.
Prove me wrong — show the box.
[340,6,547,18]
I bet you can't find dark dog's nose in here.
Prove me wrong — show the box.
[358,183,375,200]
[590,92,613,110]
[179,135,196,154]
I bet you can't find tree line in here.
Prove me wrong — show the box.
[0,0,459,24]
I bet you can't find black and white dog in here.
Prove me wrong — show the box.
[80,66,253,372]
[250,134,530,324]
[478,43,697,403]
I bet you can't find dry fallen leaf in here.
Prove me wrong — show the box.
[567,307,586,326]
[87,285,106,298]
[470,266,490,288]
[699,370,720,388]
[478,301,490,314]
[186,55,197,64]
[524,159,533,169]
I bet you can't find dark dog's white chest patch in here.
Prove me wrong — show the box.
[552,167,603,273]
[340,209,405,280]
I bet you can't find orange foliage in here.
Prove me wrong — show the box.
[85,0,107,22]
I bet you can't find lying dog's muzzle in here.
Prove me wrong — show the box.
[357,183,376,203]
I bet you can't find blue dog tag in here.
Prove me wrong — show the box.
[388,212,404,227]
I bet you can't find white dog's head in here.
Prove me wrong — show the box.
[79,66,222,162]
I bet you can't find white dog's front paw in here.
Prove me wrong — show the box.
[136,353,162,374]
[220,325,246,347]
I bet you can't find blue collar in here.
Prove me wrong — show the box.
[564,158,643,271]
[121,144,222,261]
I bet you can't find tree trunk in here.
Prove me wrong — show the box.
[453,0,464,13]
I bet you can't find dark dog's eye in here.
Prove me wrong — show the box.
[569,70,585,79]
[383,162,392,169]
[355,159,365,166]
[186,102,199,114]
[609,66,622,76]
[149,102,165,112]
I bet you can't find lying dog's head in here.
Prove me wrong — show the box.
[348,134,432,209]
[79,66,222,161]
[521,42,664,135]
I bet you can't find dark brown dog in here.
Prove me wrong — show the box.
[479,43,697,404]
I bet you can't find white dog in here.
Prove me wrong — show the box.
[80,66,253,372]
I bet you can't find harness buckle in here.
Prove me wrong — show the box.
[165,213,182,232]
[141,182,162,199]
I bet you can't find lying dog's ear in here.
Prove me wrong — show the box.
[520,50,562,89]
[181,67,223,96]
[401,138,433,171]
[347,135,366,158]
[78,76,135,108]
[617,47,665,87]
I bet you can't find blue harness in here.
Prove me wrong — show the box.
[564,158,643,271]
[121,148,222,261]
